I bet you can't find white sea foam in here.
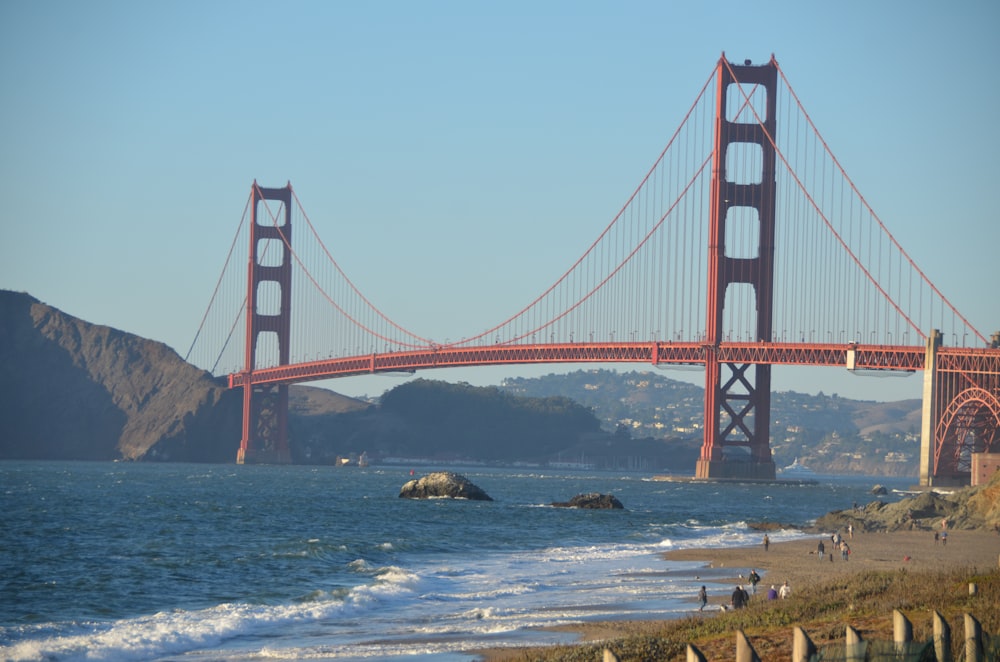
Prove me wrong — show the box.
[2,464,903,661]
[0,564,428,661]
[3,533,734,662]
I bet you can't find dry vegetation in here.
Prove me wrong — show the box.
[478,566,1000,661]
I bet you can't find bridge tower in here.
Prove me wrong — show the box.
[697,56,778,480]
[237,182,293,464]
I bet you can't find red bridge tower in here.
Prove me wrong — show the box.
[237,182,293,464]
[697,56,778,480]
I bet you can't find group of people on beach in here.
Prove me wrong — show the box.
[694,514,974,614]
[817,531,851,561]
[698,570,790,612]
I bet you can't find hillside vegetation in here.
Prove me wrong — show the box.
[484,566,1000,662]
[290,378,643,466]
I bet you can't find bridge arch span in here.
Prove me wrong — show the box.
[933,386,1000,478]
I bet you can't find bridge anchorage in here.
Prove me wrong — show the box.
[920,331,1000,487]
[221,55,1000,485]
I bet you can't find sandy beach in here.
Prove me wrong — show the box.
[664,528,1000,610]
[475,528,1000,660]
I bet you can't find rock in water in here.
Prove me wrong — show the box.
[398,471,493,501]
[871,484,888,495]
[551,492,624,509]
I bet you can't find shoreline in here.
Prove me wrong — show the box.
[472,528,1000,660]
[662,528,1000,610]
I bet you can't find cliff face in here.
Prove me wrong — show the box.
[0,290,241,462]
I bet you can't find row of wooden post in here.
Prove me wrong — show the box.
[602,610,988,662]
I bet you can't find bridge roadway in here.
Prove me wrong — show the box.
[227,342,997,388]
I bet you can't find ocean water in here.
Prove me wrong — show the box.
[0,461,912,661]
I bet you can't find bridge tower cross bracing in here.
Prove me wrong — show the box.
[237,182,293,464]
[697,56,778,480]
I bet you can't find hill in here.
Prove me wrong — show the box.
[500,369,923,475]
[0,289,927,474]
[292,378,630,466]
[0,291,619,466]
[0,290,367,462]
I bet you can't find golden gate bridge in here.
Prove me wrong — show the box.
[186,54,1000,485]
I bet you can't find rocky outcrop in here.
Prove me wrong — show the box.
[552,492,624,509]
[966,472,1000,526]
[814,471,1000,533]
[398,472,493,500]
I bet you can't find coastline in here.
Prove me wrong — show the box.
[472,529,1000,660]
[662,528,1000,610]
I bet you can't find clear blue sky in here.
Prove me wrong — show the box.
[2,1,997,402]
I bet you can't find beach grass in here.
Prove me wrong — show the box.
[475,531,1000,661]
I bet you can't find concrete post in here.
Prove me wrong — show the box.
[965,613,983,662]
[918,329,941,486]
[893,609,913,644]
[845,625,866,662]
[686,643,707,662]
[735,630,761,662]
[792,626,817,662]
[933,610,952,662]
[893,609,913,657]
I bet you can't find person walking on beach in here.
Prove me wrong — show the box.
[731,585,748,609]
[778,581,791,599]
[941,531,948,546]
[817,539,825,560]
[840,540,850,560]
[698,585,708,611]
[767,584,778,600]
[763,534,769,551]
[748,569,760,594]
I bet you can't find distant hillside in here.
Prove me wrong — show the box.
[0,290,367,462]
[0,290,607,466]
[0,289,927,475]
[500,369,923,476]
[0,290,238,461]
[291,379,640,467]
